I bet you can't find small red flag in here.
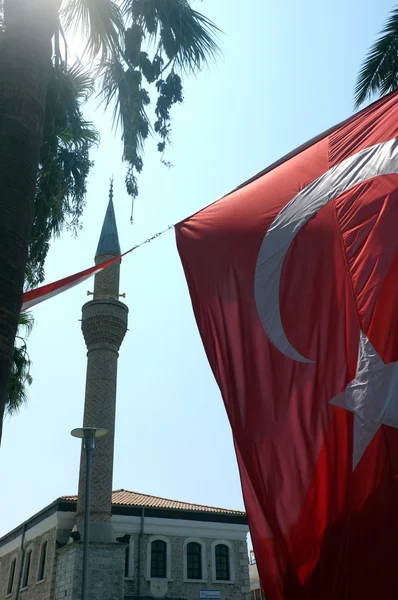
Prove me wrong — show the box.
[176,90,398,599]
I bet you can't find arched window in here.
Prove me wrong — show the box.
[7,557,16,595]
[151,540,167,578]
[22,549,32,588]
[215,544,230,581]
[37,541,47,581]
[187,542,202,580]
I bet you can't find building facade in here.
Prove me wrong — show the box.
[0,490,250,600]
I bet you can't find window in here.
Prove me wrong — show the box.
[187,542,202,580]
[146,536,171,581]
[215,544,230,581]
[37,542,47,581]
[7,558,16,595]
[150,540,167,578]
[183,538,206,582]
[22,550,32,588]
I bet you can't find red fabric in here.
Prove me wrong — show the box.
[22,253,128,311]
[176,90,398,599]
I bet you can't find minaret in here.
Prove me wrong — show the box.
[75,181,128,542]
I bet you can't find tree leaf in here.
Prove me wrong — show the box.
[62,0,124,61]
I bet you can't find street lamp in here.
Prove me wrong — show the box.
[71,427,108,600]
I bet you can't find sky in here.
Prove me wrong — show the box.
[0,0,394,539]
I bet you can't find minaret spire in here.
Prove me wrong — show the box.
[96,178,121,258]
[76,180,128,543]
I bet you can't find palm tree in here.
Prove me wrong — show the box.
[355,6,398,106]
[0,0,220,440]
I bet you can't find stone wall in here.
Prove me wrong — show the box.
[124,533,250,600]
[54,542,125,600]
[0,527,57,600]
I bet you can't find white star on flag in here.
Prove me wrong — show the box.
[330,331,398,469]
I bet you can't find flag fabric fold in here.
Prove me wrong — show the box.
[176,90,398,599]
[21,226,173,312]
[21,255,122,311]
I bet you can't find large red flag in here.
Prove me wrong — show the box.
[176,90,398,599]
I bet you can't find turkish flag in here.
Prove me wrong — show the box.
[176,90,398,599]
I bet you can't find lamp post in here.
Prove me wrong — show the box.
[71,427,108,600]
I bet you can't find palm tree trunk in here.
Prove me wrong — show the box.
[0,0,58,443]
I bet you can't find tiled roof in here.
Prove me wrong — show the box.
[61,489,245,516]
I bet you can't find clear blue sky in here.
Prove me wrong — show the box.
[0,0,394,538]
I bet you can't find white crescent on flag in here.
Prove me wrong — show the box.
[254,138,398,363]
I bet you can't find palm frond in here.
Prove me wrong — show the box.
[59,120,99,146]
[25,63,97,289]
[125,0,221,72]
[159,0,221,72]
[7,344,32,415]
[63,62,97,101]
[46,63,99,146]
[26,137,93,288]
[99,59,150,160]
[99,58,126,126]
[355,7,398,107]
[6,312,34,416]
[17,311,34,337]
[99,56,151,202]
[61,0,124,61]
